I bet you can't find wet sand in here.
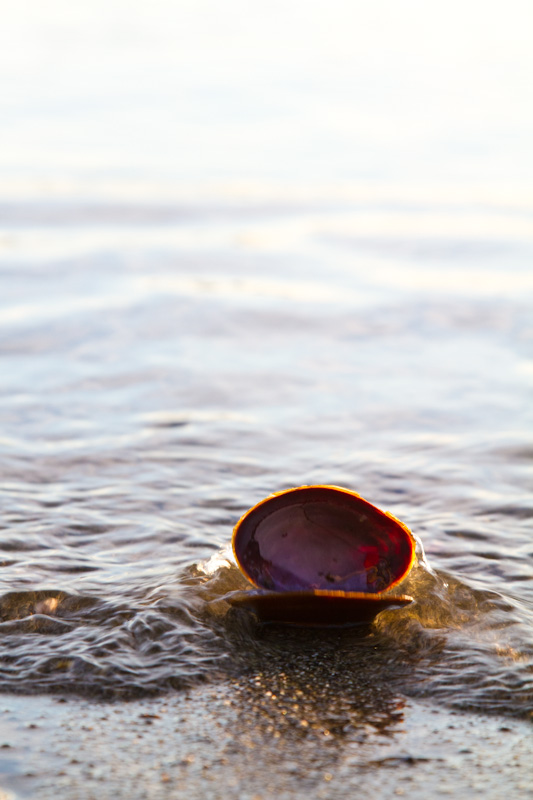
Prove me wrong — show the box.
[1,3,532,798]
[0,688,531,799]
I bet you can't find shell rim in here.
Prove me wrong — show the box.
[232,484,417,594]
[228,588,414,603]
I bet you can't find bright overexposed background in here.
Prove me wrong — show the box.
[0,0,532,202]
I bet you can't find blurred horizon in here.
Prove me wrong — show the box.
[0,0,532,205]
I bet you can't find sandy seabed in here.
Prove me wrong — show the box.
[0,687,531,800]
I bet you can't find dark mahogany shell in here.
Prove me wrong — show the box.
[233,485,416,593]
[228,589,413,626]
[229,485,416,625]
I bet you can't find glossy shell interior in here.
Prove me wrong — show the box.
[232,485,416,595]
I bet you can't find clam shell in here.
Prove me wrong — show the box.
[228,589,413,626]
[229,485,416,625]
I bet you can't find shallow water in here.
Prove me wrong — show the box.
[1,195,532,723]
[0,0,532,731]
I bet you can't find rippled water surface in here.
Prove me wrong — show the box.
[1,196,532,721]
[0,0,532,730]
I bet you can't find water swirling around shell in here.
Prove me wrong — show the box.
[1,532,531,726]
[198,543,533,722]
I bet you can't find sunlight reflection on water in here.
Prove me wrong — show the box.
[0,0,532,723]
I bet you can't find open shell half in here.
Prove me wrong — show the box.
[229,485,416,625]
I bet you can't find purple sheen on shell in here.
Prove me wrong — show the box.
[232,485,416,595]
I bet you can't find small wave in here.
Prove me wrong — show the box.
[0,587,225,699]
[0,553,532,721]
[199,552,533,722]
